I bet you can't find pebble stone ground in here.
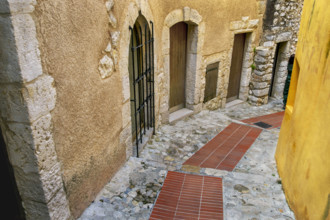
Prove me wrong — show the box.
[79,100,295,220]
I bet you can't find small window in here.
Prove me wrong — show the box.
[204,62,219,103]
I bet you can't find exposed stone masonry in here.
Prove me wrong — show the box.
[0,0,72,219]
[249,0,303,105]
[98,0,119,79]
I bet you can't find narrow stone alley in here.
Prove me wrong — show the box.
[79,100,295,220]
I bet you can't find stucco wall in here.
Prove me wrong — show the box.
[275,0,330,219]
[32,0,264,217]
[34,0,125,217]
[28,0,299,218]
[146,0,259,56]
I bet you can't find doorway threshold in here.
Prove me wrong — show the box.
[169,108,194,124]
[226,99,244,108]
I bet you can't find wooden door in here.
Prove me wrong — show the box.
[227,34,246,102]
[170,22,187,112]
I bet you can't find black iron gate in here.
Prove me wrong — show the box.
[129,21,155,157]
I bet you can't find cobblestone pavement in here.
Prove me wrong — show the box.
[79,100,295,220]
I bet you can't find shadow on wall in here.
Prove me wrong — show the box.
[0,1,47,218]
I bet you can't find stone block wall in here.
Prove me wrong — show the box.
[249,47,273,104]
[0,0,72,219]
[248,0,303,105]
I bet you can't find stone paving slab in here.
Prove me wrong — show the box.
[78,100,295,220]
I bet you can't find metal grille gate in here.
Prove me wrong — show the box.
[129,21,155,157]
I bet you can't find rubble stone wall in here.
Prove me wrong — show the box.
[249,0,304,105]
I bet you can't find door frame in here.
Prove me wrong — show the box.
[269,41,290,99]
[160,8,205,123]
[227,33,246,102]
[169,22,188,113]
[226,31,254,104]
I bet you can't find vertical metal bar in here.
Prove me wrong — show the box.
[135,30,143,144]
[129,26,139,157]
[148,29,152,127]
[145,24,150,130]
[148,25,151,128]
[151,21,155,134]
[140,26,146,135]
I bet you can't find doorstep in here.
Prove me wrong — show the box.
[169,108,194,124]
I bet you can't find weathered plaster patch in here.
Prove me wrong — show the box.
[98,55,114,79]
[98,0,119,79]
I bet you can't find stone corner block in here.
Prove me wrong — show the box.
[189,9,202,24]
[263,41,275,47]
[48,188,72,220]
[183,6,191,21]
[164,9,183,27]
[23,75,56,122]
[1,0,36,14]
[252,87,269,97]
[111,31,120,49]
[248,19,259,28]
[98,55,114,79]
[230,21,244,31]
[12,13,43,83]
[109,11,117,28]
[276,32,292,43]
[105,0,114,12]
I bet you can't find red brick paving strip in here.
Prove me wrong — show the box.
[241,111,284,129]
[183,123,262,171]
[150,171,223,220]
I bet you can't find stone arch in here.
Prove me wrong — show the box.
[160,7,205,123]
[118,1,156,158]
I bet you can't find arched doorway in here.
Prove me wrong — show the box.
[129,15,155,157]
[160,8,204,123]
[169,22,188,112]
[169,21,199,118]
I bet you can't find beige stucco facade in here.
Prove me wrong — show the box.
[0,0,303,219]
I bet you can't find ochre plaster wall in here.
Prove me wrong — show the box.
[34,0,263,217]
[275,0,330,219]
[141,0,259,56]
[34,0,125,217]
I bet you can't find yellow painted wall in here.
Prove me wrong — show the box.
[275,0,330,219]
